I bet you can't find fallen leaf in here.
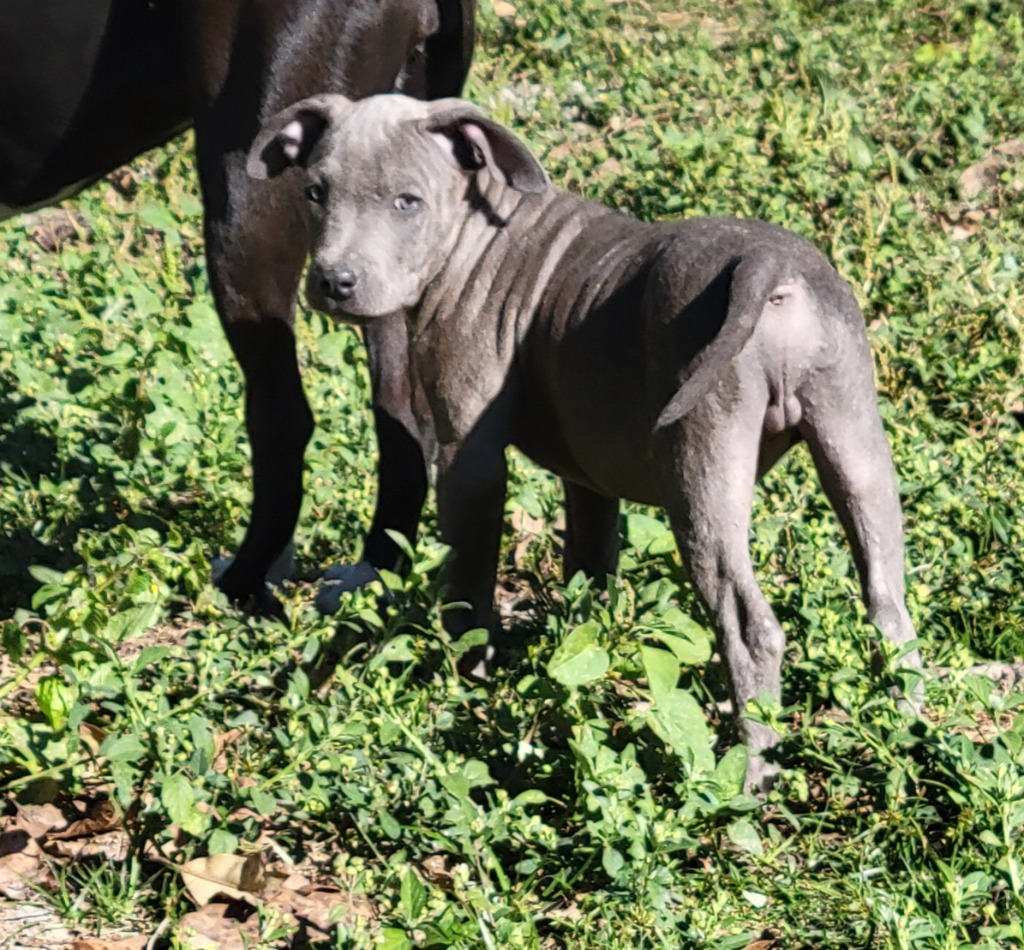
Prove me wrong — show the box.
[180,853,266,907]
[700,16,736,48]
[0,847,52,900]
[420,854,461,891]
[11,803,67,839]
[105,167,139,198]
[995,139,1024,158]
[49,800,119,840]
[211,729,243,774]
[23,208,90,252]
[960,155,1004,199]
[277,886,374,934]
[79,723,108,755]
[657,12,692,28]
[50,829,130,862]
[176,904,258,950]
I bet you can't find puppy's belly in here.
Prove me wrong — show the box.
[513,425,665,507]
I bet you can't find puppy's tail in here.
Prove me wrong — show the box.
[655,250,784,430]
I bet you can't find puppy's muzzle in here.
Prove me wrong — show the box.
[315,265,358,302]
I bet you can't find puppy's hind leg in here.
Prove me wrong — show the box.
[659,393,787,793]
[799,352,922,693]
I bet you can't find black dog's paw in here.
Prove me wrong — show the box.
[457,642,496,682]
[215,569,287,620]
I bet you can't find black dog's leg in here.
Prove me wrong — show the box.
[563,480,619,582]
[192,126,312,615]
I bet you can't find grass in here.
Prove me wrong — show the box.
[1,0,1024,946]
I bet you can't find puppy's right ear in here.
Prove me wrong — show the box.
[247,95,351,180]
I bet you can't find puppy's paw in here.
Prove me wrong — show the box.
[743,753,779,796]
[316,561,382,615]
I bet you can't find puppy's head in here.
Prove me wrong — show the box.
[248,93,548,319]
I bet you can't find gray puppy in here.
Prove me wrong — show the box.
[248,93,921,790]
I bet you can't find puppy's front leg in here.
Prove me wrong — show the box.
[436,432,508,671]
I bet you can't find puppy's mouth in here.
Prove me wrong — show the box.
[305,283,386,322]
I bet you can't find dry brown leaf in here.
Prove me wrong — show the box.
[180,852,266,907]
[0,847,51,900]
[50,829,130,862]
[49,800,119,840]
[176,904,258,950]
[211,729,243,774]
[79,723,108,755]
[959,141,1024,199]
[420,853,461,891]
[12,803,67,839]
[276,885,375,934]
[23,208,90,252]
[657,11,692,28]
[995,139,1024,158]
[960,155,1004,199]
[544,898,584,922]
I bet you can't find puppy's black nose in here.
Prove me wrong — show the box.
[319,268,358,301]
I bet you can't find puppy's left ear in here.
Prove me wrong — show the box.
[247,94,351,180]
[423,100,548,195]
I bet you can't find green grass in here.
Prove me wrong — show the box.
[2,0,1024,946]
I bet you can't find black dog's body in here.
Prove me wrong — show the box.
[0,0,472,609]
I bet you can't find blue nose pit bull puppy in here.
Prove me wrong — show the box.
[248,93,921,791]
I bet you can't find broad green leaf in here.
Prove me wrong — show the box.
[654,610,713,666]
[101,734,146,763]
[249,788,278,816]
[640,645,679,706]
[133,645,172,674]
[548,621,610,688]
[400,868,426,922]
[626,512,675,555]
[647,689,713,773]
[727,820,763,856]
[450,627,489,659]
[108,603,163,644]
[510,789,547,808]
[713,745,749,800]
[846,133,873,170]
[208,829,239,855]
[602,846,625,879]
[162,773,196,827]
[380,928,413,950]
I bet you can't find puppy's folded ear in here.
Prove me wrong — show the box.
[422,100,548,194]
[247,94,351,180]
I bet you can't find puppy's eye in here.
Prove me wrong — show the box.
[394,193,423,213]
[305,182,326,204]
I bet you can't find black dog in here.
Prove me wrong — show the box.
[0,0,474,613]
